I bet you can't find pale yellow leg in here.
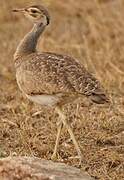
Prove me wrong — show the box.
[51,121,63,160]
[55,106,82,165]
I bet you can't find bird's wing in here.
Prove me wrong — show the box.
[16,52,108,103]
[16,53,75,96]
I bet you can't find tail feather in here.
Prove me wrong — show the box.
[90,92,109,104]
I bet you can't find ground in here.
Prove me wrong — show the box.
[0,0,124,179]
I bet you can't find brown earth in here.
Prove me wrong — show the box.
[0,0,124,179]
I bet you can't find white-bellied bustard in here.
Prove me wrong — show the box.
[12,5,109,164]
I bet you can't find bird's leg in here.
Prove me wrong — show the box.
[55,106,82,165]
[51,120,63,160]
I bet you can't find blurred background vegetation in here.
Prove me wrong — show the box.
[0,0,124,179]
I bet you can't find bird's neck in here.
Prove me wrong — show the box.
[14,22,46,60]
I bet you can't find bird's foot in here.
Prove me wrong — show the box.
[78,156,83,167]
[51,152,59,161]
[68,155,83,167]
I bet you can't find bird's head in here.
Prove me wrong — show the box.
[12,5,50,26]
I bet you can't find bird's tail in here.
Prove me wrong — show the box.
[90,92,109,104]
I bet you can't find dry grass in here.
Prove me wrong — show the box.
[0,0,124,179]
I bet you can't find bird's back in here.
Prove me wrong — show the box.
[15,52,108,105]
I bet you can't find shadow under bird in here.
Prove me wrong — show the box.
[12,4,109,165]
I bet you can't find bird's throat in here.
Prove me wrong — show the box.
[14,23,46,60]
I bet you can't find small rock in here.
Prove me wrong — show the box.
[0,156,94,180]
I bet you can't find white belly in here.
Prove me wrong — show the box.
[26,94,61,106]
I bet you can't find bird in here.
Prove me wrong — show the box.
[12,4,109,164]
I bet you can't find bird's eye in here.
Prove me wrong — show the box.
[31,9,37,13]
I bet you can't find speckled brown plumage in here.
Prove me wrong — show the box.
[15,52,108,106]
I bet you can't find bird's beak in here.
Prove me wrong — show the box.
[12,8,25,13]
